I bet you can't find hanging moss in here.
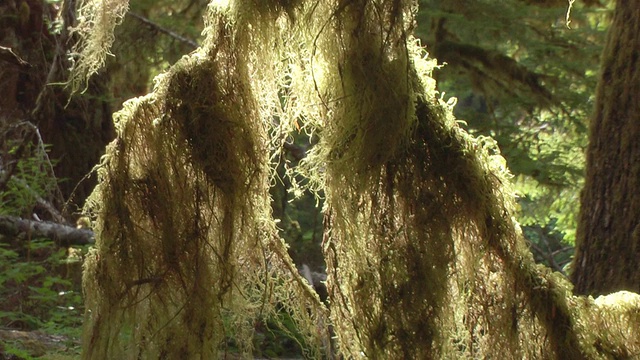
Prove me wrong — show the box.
[81,4,328,359]
[74,0,640,358]
[300,0,640,358]
[68,0,129,92]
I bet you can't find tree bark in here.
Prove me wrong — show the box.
[572,2,640,295]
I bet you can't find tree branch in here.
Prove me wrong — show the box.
[0,215,94,246]
[283,142,307,161]
[434,40,554,106]
[0,170,67,223]
[127,12,199,49]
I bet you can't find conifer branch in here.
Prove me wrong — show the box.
[127,12,199,49]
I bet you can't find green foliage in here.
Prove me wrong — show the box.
[414,0,610,250]
[522,222,573,273]
[0,239,84,335]
[250,310,308,358]
[2,343,34,360]
[0,123,83,351]
[0,137,58,217]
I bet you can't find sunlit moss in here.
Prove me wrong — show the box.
[81,3,328,359]
[75,0,640,358]
[68,0,129,92]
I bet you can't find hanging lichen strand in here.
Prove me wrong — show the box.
[68,0,129,91]
[81,4,328,359]
[310,1,528,357]
[73,0,640,358]
[303,0,640,359]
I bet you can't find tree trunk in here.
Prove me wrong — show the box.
[572,2,640,296]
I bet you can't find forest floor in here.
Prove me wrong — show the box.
[0,328,81,359]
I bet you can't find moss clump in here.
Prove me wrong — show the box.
[81,5,328,359]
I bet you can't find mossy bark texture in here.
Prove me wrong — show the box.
[572,1,640,296]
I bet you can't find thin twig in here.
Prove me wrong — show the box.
[0,46,31,67]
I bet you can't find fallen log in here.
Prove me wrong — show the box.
[0,215,94,246]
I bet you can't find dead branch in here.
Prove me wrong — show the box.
[127,12,199,49]
[0,215,94,246]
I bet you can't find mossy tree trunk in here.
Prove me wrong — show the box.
[571,1,640,296]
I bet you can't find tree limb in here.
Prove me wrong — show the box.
[0,215,94,246]
[0,170,67,223]
[283,142,307,161]
[434,40,554,106]
[127,12,199,49]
